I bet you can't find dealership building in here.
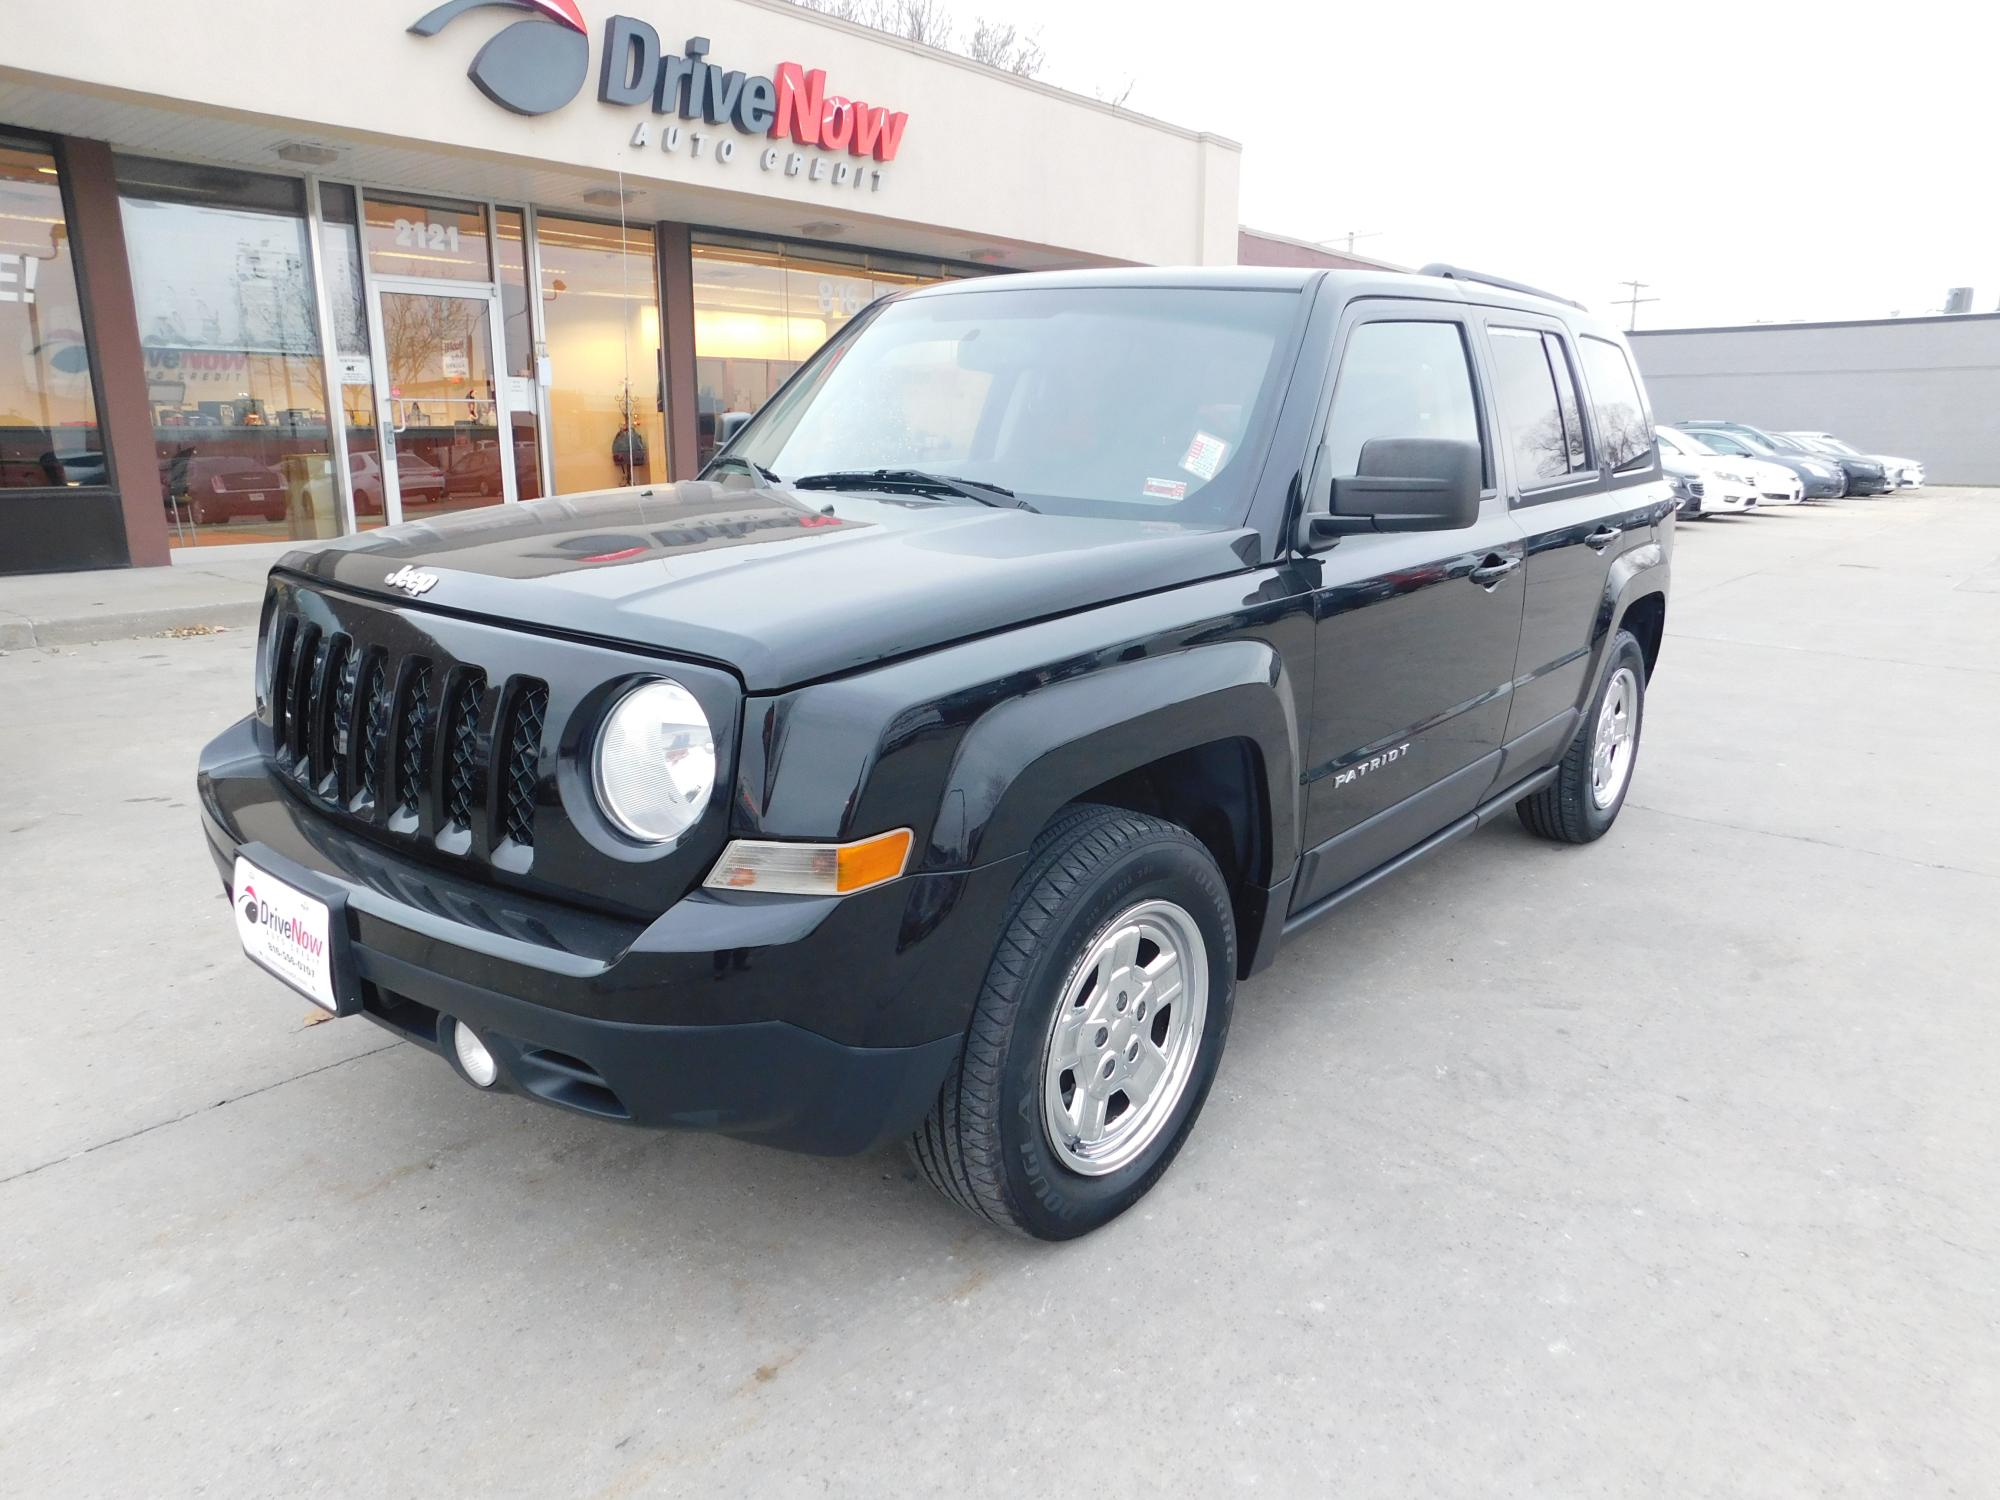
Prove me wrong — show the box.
[0,0,1244,574]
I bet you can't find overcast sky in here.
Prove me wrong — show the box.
[985,0,1995,327]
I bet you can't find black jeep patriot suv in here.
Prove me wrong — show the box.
[200,265,1671,1239]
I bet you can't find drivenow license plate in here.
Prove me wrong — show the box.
[233,855,351,1014]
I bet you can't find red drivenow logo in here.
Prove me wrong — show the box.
[240,884,325,959]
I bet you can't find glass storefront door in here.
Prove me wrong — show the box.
[367,280,514,525]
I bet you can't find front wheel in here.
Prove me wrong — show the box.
[1517,629,1647,844]
[910,804,1236,1239]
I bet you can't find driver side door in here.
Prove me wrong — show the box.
[1291,303,1527,914]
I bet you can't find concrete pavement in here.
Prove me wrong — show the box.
[2,491,1996,1496]
[0,546,276,649]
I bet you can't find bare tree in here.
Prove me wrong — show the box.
[788,0,1070,82]
[966,17,1046,77]
[792,0,953,47]
[1093,76,1137,108]
[884,0,955,46]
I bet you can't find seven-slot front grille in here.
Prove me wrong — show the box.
[262,595,550,859]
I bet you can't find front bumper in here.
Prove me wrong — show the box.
[199,717,1018,1154]
[1800,470,1846,499]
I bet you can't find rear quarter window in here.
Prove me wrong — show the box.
[1578,336,1654,472]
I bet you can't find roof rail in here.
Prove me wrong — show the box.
[1419,262,1586,311]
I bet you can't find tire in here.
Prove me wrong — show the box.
[1517,630,1647,844]
[909,804,1236,1240]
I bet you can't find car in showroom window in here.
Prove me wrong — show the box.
[722,284,1310,527]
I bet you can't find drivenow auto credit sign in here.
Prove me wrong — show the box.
[410,0,911,193]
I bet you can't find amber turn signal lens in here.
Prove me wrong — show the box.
[703,828,915,897]
[835,828,913,893]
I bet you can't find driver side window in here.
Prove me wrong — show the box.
[1323,320,1484,483]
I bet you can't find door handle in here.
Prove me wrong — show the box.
[1470,554,1521,588]
[1584,525,1621,551]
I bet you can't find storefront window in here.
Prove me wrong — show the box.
[317,183,385,531]
[0,141,104,491]
[691,241,942,467]
[117,157,336,548]
[494,207,542,501]
[537,214,663,493]
[364,193,489,283]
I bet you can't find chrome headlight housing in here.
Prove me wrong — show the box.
[592,679,717,844]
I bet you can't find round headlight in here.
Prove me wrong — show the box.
[593,679,716,844]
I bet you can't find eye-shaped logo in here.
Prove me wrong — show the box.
[239,884,261,924]
[409,0,591,116]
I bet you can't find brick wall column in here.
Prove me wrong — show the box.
[60,137,167,566]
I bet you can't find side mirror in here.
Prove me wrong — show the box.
[1311,437,1481,540]
[716,411,752,445]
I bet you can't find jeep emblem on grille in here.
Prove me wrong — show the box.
[384,565,441,597]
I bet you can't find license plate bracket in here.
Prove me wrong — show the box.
[231,843,361,1016]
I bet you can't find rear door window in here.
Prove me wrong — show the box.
[1544,334,1590,471]
[1488,327,1577,490]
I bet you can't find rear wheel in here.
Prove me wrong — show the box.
[1517,630,1647,844]
[909,804,1235,1240]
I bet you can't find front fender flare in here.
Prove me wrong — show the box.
[925,639,1302,879]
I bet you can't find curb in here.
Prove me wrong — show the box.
[0,598,263,651]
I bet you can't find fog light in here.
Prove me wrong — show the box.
[452,1020,498,1087]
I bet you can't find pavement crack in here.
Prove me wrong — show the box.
[1623,802,1999,881]
[0,1041,403,1187]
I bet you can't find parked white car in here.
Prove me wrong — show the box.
[1656,424,1791,512]
[1783,432,1925,489]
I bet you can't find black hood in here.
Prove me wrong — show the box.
[280,482,1258,691]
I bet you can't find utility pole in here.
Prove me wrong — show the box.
[1616,280,1659,332]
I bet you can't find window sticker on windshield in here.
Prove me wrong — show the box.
[1181,431,1228,481]
[1141,477,1188,502]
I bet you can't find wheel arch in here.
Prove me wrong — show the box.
[928,640,1303,903]
[1591,543,1669,692]
[1618,589,1667,679]
[1064,739,1272,976]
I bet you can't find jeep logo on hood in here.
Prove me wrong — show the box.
[384,565,442,597]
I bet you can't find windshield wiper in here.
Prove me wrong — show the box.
[789,468,1037,512]
[706,453,783,485]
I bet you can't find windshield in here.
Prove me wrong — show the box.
[1714,429,1778,455]
[1812,435,1859,455]
[726,285,1306,526]
[1657,426,1714,456]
